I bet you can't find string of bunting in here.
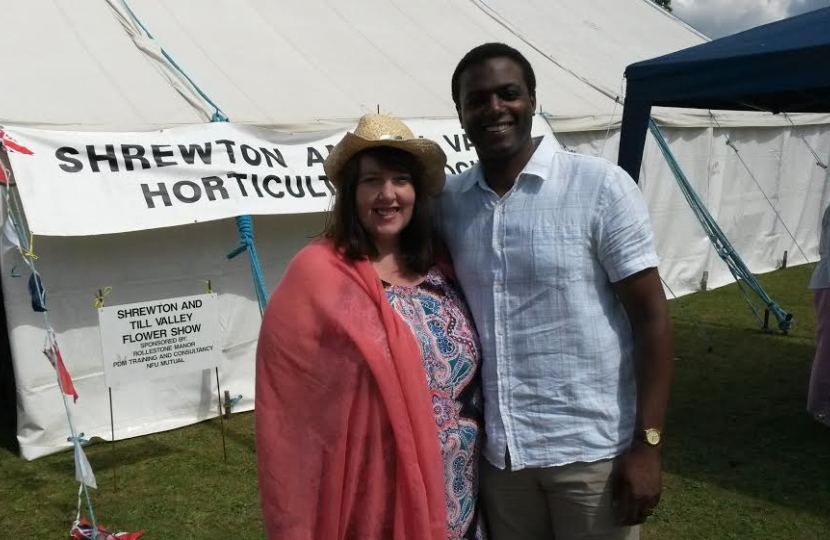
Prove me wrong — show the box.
[0,179,99,537]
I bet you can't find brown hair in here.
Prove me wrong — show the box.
[324,146,433,274]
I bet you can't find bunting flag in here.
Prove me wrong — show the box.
[0,129,34,155]
[29,271,48,312]
[71,518,145,540]
[73,442,97,489]
[43,342,78,402]
[1,217,20,255]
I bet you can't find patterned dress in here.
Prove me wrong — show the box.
[384,266,486,540]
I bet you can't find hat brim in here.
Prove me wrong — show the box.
[323,132,447,196]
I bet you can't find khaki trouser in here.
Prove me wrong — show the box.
[480,456,639,540]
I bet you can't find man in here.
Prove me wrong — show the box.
[439,43,673,540]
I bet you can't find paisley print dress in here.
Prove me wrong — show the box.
[384,266,486,540]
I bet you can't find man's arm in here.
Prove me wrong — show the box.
[612,266,673,526]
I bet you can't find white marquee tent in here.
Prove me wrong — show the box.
[1,0,828,459]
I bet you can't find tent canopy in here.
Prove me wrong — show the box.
[0,0,709,133]
[618,6,830,179]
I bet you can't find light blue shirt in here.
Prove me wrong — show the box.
[438,137,659,470]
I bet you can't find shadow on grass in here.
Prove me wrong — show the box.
[38,436,175,477]
[201,412,256,454]
[665,314,830,521]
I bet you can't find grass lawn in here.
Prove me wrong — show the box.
[1,265,829,539]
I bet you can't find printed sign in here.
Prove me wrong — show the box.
[1,118,553,236]
[98,293,221,388]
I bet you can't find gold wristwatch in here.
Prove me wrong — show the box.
[636,428,662,446]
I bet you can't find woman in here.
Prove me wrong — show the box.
[808,203,830,428]
[255,114,485,540]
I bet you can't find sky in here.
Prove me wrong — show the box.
[671,0,830,38]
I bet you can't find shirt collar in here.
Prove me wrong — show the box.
[459,135,557,193]
[521,135,557,181]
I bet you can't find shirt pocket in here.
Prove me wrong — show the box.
[531,226,584,290]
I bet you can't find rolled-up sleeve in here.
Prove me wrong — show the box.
[596,167,660,283]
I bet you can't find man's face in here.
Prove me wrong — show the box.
[456,57,536,162]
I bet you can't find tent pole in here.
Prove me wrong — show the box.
[108,387,117,491]
[215,368,227,463]
[617,88,652,182]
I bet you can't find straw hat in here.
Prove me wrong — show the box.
[323,114,447,196]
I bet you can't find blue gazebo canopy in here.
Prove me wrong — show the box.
[618,7,830,180]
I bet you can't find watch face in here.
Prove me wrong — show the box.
[645,429,661,445]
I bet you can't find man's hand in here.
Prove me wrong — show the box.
[611,267,672,526]
[614,440,662,525]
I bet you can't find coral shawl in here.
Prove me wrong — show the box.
[255,241,448,540]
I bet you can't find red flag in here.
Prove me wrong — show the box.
[71,518,145,540]
[0,129,34,155]
[43,343,78,402]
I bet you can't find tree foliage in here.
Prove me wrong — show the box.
[652,0,672,12]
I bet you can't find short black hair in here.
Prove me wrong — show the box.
[324,146,433,275]
[451,43,537,108]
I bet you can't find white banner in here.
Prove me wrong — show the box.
[98,293,221,388]
[2,119,553,236]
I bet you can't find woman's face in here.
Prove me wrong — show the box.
[354,152,416,247]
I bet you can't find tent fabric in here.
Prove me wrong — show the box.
[619,7,830,180]
[472,0,830,131]
[466,0,708,100]
[0,0,204,131]
[8,0,825,133]
[0,0,618,131]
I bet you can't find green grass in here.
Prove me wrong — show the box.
[2,265,829,539]
[648,265,830,540]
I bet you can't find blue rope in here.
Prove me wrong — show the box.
[227,215,269,316]
[120,0,228,121]
[119,0,267,313]
[648,118,793,333]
